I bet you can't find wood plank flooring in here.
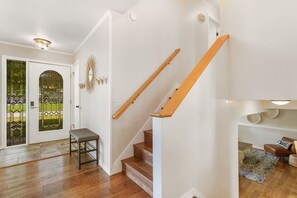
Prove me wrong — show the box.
[239,159,297,198]
[0,155,151,198]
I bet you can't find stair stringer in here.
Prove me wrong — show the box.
[110,83,180,175]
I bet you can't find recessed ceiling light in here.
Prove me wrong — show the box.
[33,38,52,50]
[271,100,290,105]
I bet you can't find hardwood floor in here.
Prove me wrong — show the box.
[239,159,297,198]
[0,155,151,198]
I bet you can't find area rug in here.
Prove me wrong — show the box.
[239,149,279,183]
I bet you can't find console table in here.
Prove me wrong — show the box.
[69,128,99,169]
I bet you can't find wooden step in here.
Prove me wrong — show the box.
[122,157,153,196]
[134,142,152,166]
[144,129,152,148]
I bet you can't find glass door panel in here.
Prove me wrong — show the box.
[6,60,27,147]
[39,70,63,131]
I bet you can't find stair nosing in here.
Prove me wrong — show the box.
[133,142,153,154]
[144,129,152,134]
[122,157,153,182]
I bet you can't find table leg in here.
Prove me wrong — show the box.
[96,139,99,165]
[78,142,81,170]
[69,135,72,156]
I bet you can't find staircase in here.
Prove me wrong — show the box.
[122,129,153,196]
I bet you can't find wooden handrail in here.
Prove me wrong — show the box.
[152,35,229,118]
[112,48,181,119]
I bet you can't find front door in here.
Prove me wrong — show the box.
[28,62,70,144]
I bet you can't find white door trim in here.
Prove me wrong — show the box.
[72,61,81,129]
[1,55,73,148]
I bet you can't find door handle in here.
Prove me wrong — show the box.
[75,105,80,108]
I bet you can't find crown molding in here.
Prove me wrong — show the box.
[0,40,73,56]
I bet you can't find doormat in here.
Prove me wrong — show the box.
[0,139,69,168]
[239,149,279,183]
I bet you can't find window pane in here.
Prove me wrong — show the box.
[39,70,63,131]
[7,60,26,146]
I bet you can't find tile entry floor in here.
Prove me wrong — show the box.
[0,139,69,168]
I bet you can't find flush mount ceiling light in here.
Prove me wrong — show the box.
[33,38,51,50]
[271,100,291,105]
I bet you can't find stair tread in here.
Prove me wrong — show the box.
[134,142,152,154]
[144,129,152,134]
[122,157,153,182]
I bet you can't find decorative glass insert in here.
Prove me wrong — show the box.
[7,60,27,146]
[39,70,63,131]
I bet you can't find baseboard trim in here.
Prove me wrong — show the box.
[253,145,264,150]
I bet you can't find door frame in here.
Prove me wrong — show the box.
[72,61,81,129]
[1,55,72,148]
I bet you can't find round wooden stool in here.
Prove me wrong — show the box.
[289,154,297,167]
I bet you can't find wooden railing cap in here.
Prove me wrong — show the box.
[152,35,229,118]
[112,48,181,119]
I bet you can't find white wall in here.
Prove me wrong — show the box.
[153,40,241,197]
[0,43,73,149]
[238,125,297,149]
[220,0,297,100]
[238,100,265,116]
[74,14,111,174]
[150,1,243,195]
[239,109,297,148]
[110,0,219,172]
[240,109,297,130]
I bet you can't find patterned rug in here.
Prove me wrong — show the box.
[239,149,279,183]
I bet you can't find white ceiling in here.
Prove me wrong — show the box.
[0,0,138,54]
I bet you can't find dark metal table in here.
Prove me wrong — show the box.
[69,128,99,169]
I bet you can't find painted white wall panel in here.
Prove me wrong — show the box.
[74,16,111,174]
[221,0,297,99]
[111,0,219,169]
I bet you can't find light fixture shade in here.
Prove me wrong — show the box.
[33,38,51,50]
[271,100,290,105]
